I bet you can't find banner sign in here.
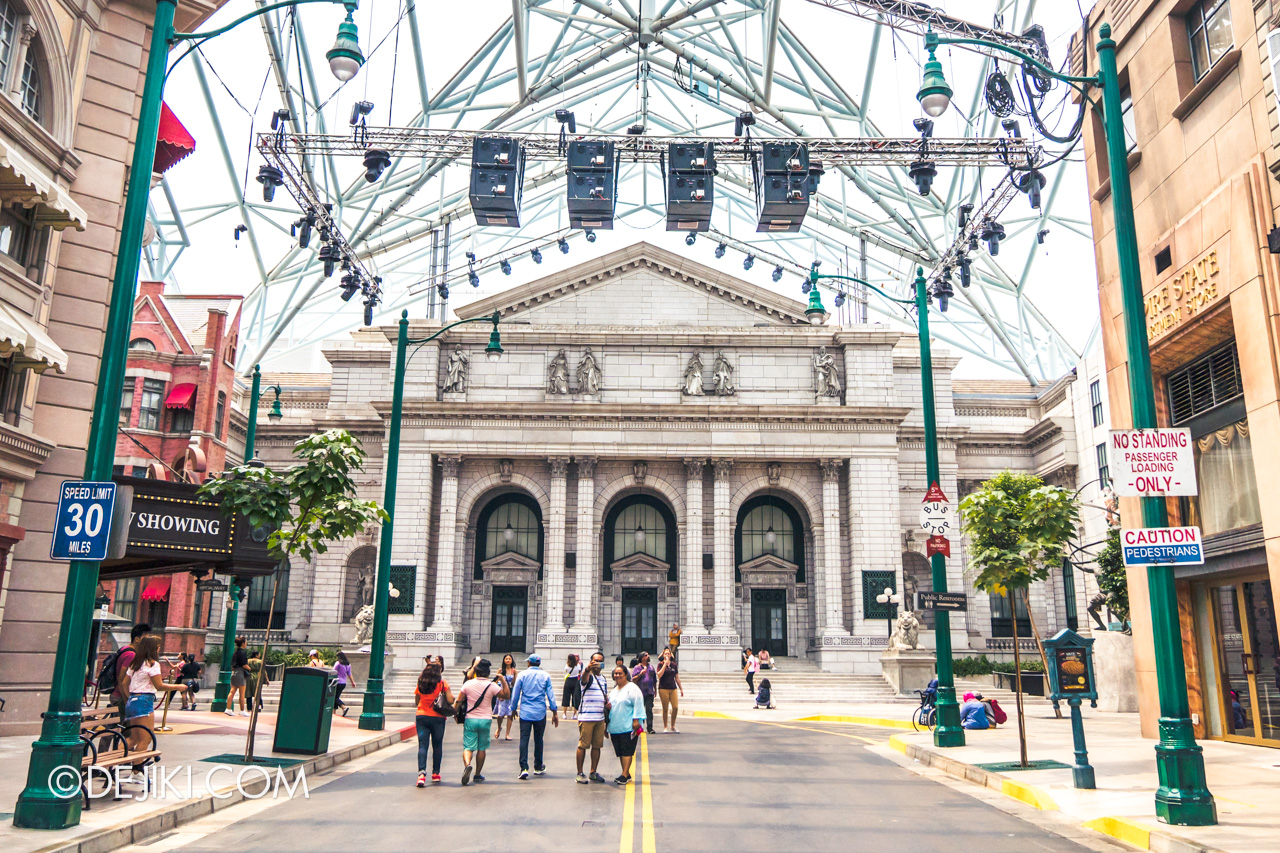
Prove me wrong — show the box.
[1108,429,1196,497]
[1121,526,1204,566]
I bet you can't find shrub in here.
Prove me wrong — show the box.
[952,655,995,677]
[991,658,1044,674]
[204,644,222,664]
[1096,526,1130,626]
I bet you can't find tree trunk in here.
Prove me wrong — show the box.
[1008,589,1029,768]
[1021,587,1062,719]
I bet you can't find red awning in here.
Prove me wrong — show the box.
[141,576,171,602]
[164,383,196,409]
[154,103,196,174]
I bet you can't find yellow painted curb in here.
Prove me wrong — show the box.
[1000,779,1059,811]
[691,710,735,719]
[888,734,909,754]
[1082,816,1151,850]
[794,714,916,730]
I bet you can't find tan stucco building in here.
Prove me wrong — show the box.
[1078,0,1280,747]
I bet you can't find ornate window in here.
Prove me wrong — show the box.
[19,37,39,123]
[1187,0,1233,82]
[735,494,805,583]
[475,493,543,580]
[245,568,289,629]
[604,494,677,581]
[0,1,17,85]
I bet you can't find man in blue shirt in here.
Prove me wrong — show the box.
[960,692,990,730]
[510,653,559,778]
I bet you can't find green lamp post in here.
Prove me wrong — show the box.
[808,267,965,748]
[914,24,1215,826]
[13,1,363,831]
[359,310,503,731]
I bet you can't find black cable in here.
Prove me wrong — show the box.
[984,68,1017,118]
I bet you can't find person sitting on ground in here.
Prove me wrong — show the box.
[758,649,772,670]
[959,691,989,730]
[976,692,1000,729]
[754,678,775,710]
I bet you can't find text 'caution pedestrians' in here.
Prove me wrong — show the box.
[1120,526,1204,566]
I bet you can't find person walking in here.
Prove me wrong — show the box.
[456,659,507,785]
[177,654,203,711]
[493,654,517,741]
[123,635,186,753]
[307,649,324,668]
[104,622,150,720]
[226,636,251,717]
[246,649,267,712]
[413,661,454,786]
[656,648,683,733]
[606,664,645,785]
[744,649,759,695]
[668,623,682,662]
[510,653,559,779]
[333,651,353,716]
[575,652,611,784]
[562,654,583,720]
[630,652,658,734]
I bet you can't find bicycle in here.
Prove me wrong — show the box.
[912,688,936,731]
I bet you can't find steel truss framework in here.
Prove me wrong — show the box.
[148,0,1090,383]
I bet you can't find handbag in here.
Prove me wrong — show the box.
[430,685,456,717]
[455,682,494,725]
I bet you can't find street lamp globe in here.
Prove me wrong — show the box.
[485,323,504,362]
[916,44,952,118]
[805,285,827,325]
[327,6,366,82]
[764,525,776,545]
[504,523,515,542]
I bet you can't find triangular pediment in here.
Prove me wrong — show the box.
[610,551,671,573]
[481,550,541,571]
[455,242,814,327]
[738,553,799,574]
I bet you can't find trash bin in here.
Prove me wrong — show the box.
[272,666,338,755]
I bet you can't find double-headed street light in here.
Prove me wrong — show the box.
[810,265,965,749]
[14,1,364,831]
[912,24,1215,826]
[358,311,503,731]
[875,586,903,640]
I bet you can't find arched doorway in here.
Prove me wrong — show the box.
[344,545,377,621]
[604,494,676,656]
[475,493,543,653]
[736,494,805,657]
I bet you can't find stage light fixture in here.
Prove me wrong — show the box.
[743,254,755,271]
[772,265,783,282]
[958,253,972,288]
[834,291,846,308]
[714,242,726,259]
[981,219,1005,255]
[256,164,284,202]
[363,297,375,327]
[500,259,512,275]
[667,142,715,232]
[318,243,338,278]
[468,270,480,287]
[754,141,815,232]
[934,268,954,313]
[339,274,360,302]
[470,137,526,227]
[362,148,391,183]
[685,233,696,246]
[558,238,569,254]
[438,282,450,301]
[909,159,937,196]
[585,230,597,243]
[567,140,617,230]
[1017,168,1046,210]
[531,247,543,264]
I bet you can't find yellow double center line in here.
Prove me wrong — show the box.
[619,732,657,853]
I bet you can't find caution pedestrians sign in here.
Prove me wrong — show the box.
[1120,526,1204,566]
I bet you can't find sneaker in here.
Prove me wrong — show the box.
[518,769,529,780]
[224,709,235,717]
[614,774,629,785]
[416,773,426,788]
[474,774,485,783]
[240,711,251,717]
[590,772,607,783]
[671,727,680,733]
[431,773,441,783]
[533,766,545,776]
[576,772,588,784]
[461,765,473,787]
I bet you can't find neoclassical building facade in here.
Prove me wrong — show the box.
[242,243,1103,673]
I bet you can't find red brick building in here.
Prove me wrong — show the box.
[107,281,243,658]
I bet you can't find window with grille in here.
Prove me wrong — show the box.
[1090,380,1104,427]
[114,577,139,625]
[19,40,40,124]
[989,590,1031,638]
[215,391,226,439]
[1167,341,1242,425]
[119,379,135,428]
[1187,0,1233,82]
[138,379,164,430]
[0,1,16,85]
[862,570,897,621]
[1096,442,1110,488]
[388,565,415,615]
[244,569,288,629]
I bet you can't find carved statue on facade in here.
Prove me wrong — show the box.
[766,461,782,485]
[683,353,704,396]
[712,351,735,395]
[356,560,375,608]
[814,346,841,397]
[498,459,514,482]
[887,610,921,651]
[444,346,469,393]
[353,604,375,643]
[547,349,569,394]
[633,460,648,485]
[577,347,602,394]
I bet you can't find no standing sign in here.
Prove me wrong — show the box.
[1107,428,1197,497]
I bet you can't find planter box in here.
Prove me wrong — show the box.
[993,671,1045,696]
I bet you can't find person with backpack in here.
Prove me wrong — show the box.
[100,622,151,719]
[976,692,1006,728]
[454,659,508,786]
[413,661,455,787]
[177,654,203,711]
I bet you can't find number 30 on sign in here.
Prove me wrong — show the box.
[50,481,117,561]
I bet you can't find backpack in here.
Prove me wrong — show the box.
[989,697,1007,725]
[97,645,131,695]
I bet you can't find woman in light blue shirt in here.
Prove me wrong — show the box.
[606,665,646,785]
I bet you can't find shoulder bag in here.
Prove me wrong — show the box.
[430,684,456,717]
[454,682,494,725]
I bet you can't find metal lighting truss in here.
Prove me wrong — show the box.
[158,0,1088,383]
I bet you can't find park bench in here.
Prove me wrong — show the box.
[77,707,161,807]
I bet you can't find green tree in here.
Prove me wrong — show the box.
[1095,525,1130,626]
[959,470,1080,766]
[199,429,386,761]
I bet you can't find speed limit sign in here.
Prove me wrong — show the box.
[51,481,117,561]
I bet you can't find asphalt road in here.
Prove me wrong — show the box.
[163,715,1100,853]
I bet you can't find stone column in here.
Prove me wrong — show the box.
[542,457,570,632]
[820,459,849,635]
[430,456,462,630]
[683,459,706,632]
[569,457,597,638]
[712,459,735,634]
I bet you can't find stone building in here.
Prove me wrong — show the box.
[0,0,223,735]
[238,242,1102,675]
[1075,0,1280,747]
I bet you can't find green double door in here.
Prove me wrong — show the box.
[750,588,787,657]
[490,586,528,653]
[621,588,657,656]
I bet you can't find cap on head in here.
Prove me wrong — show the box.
[526,653,542,665]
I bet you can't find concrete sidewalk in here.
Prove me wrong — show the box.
[0,708,416,853]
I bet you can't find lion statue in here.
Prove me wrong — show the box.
[887,610,921,651]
